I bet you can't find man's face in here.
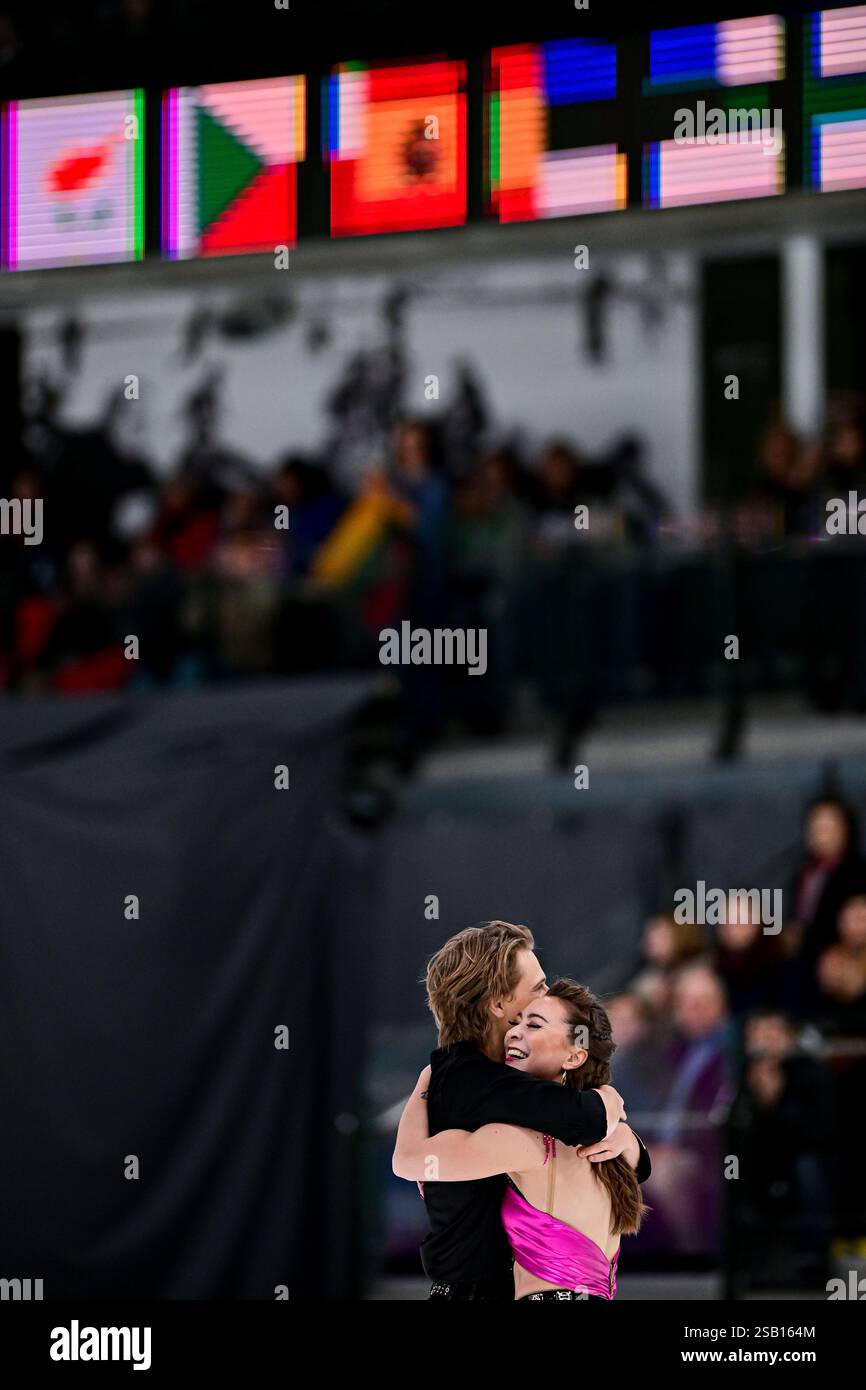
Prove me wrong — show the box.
[807,804,848,861]
[489,949,547,1053]
[673,969,726,1039]
[745,1015,793,1059]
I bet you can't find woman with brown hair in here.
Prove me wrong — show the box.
[394,978,648,1300]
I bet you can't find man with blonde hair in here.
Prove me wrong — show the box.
[402,920,651,1300]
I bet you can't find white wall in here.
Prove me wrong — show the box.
[23,248,700,513]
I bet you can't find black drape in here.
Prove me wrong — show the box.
[0,680,371,1299]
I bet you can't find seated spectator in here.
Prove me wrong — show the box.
[789,797,866,969]
[815,893,866,1036]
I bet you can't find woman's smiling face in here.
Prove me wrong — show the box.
[503,995,588,1082]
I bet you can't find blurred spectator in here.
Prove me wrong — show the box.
[382,418,451,756]
[32,542,128,693]
[823,417,866,498]
[0,465,56,592]
[185,490,281,676]
[450,449,528,598]
[120,540,190,687]
[645,964,733,1250]
[789,797,866,969]
[215,486,278,571]
[388,418,449,617]
[270,455,345,580]
[597,433,670,543]
[713,899,787,1018]
[607,991,670,1114]
[628,912,706,1016]
[741,421,819,538]
[149,478,220,574]
[446,448,527,735]
[727,1009,834,1288]
[660,964,732,1138]
[0,465,59,689]
[815,893,866,1036]
[307,464,416,650]
[529,434,669,550]
[531,439,584,553]
[817,893,866,1235]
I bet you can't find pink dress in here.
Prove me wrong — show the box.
[500,1136,619,1299]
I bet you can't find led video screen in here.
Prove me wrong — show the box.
[644,131,784,207]
[2,89,144,270]
[646,14,784,90]
[324,58,466,236]
[161,77,305,258]
[804,5,866,190]
[642,14,786,208]
[488,40,626,222]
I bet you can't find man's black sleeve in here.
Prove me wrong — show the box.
[632,1131,652,1184]
[441,1054,653,1182]
[451,1054,608,1146]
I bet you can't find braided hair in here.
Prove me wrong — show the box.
[546,978,649,1237]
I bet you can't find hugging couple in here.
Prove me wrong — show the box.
[393,920,651,1301]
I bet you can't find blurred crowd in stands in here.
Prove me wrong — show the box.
[738,412,866,542]
[607,796,866,1290]
[1,410,667,695]
[4,404,866,711]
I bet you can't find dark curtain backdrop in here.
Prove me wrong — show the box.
[0,680,372,1299]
